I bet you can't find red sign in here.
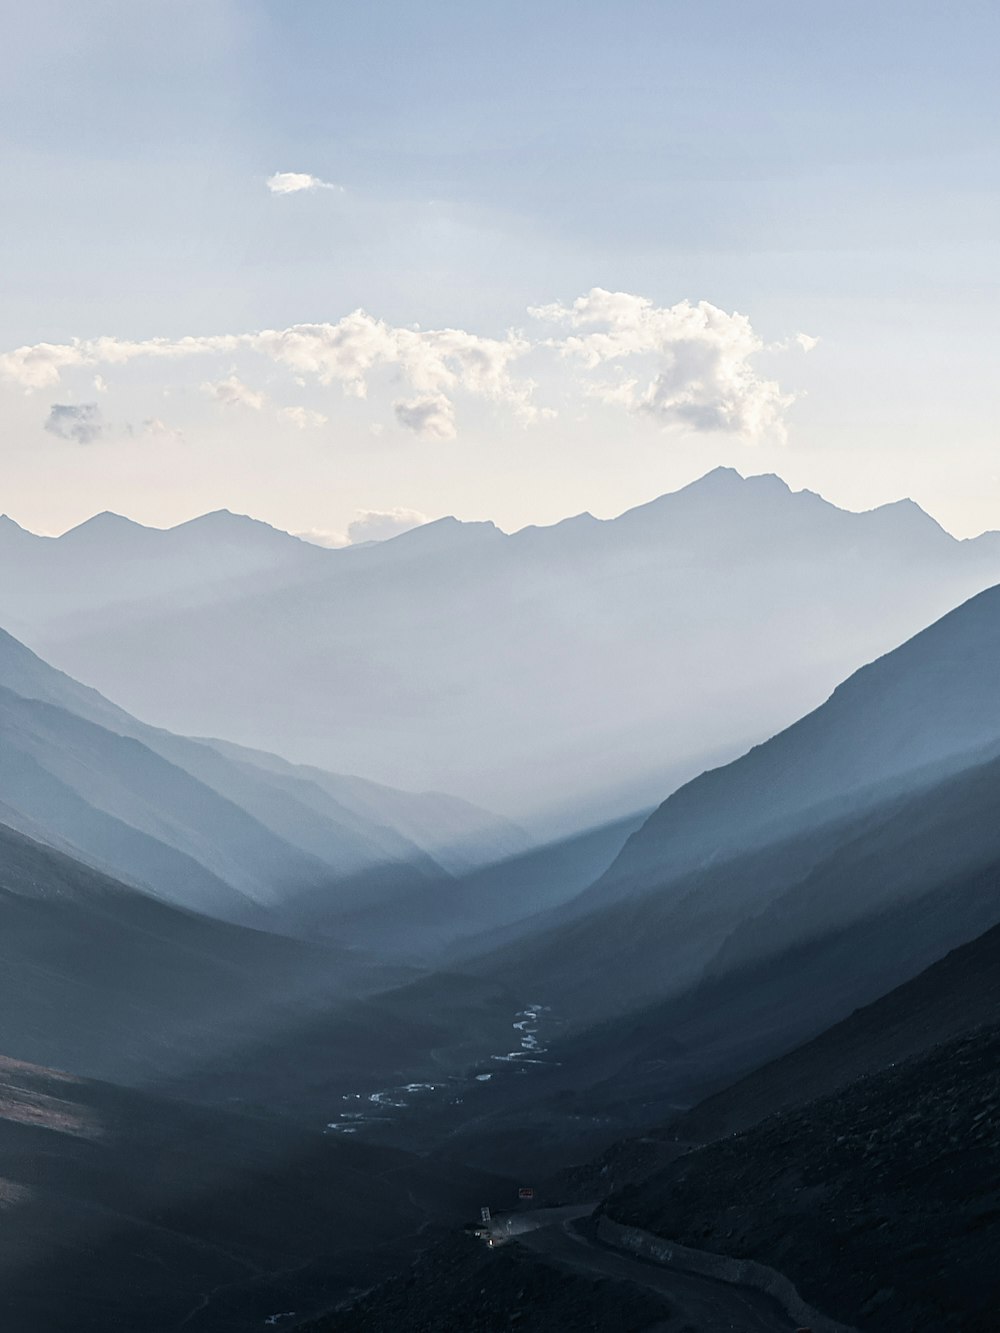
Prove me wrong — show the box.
[518,1187,534,1200]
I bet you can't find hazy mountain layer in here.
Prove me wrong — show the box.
[0,506,321,630]
[0,625,522,922]
[11,469,1000,825]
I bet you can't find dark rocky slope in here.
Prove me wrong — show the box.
[606,1023,1000,1331]
[304,1231,674,1333]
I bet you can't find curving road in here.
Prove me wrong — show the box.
[509,1208,798,1332]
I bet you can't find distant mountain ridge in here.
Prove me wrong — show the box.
[0,506,322,634]
[8,468,1000,826]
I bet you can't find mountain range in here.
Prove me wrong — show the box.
[7,469,1000,828]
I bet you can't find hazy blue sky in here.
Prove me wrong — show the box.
[2,1,998,540]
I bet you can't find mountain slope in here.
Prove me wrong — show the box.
[605,1024,1000,1332]
[0,819,404,1085]
[458,580,1000,1031]
[600,578,1000,902]
[0,684,332,916]
[469,737,1000,1031]
[13,469,1000,824]
[0,625,521,923]
[675,915,1000,1142]
[0,1053,508,1333]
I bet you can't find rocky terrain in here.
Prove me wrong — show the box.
[607,1024,1000,1331]
[303,1230,675,1333]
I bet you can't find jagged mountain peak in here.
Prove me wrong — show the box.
[383,514,503,551]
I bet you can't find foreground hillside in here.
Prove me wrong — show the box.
[306,1232,677,1333]
[0,1054,508,1333]
[324,920,1000,1332]
[607,1024,1000,1331]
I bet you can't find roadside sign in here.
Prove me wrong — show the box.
[480,1206,492,1224]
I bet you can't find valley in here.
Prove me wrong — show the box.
[1,474,999,1331]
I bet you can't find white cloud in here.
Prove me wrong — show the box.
[142,417,183,442]
[347,507,428,544]
[796,332,820,353]
[531,288,795,442]
[0,312,536,437]
[279,405,328,430]
[295,527,348,548]
[1,294,807,445]
[0,333,243,391]
[266,171,342,195]
[204,374,266,411]
[44,402,104,444]
[250,314,535,425]
[394,393,455,440]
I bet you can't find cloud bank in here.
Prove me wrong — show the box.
[3,290,811,445]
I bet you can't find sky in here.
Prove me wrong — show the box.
[1,0,998,542]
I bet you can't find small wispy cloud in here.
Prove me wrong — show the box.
[141,417,183,442]
[347,507,428,544]
[279,405,328,430]
[203,374,266,411]
[394,393,455,440]
[295,527,348,548]
[44,403,104,444]
[266,171,342,196]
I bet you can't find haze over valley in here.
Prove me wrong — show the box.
[6,469,1000,834]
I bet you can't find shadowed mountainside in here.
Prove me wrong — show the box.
[459,582,1000,1030]
[0,1052,511,1333]
[605,1024,1000,1332]
[0,819,410,1086]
